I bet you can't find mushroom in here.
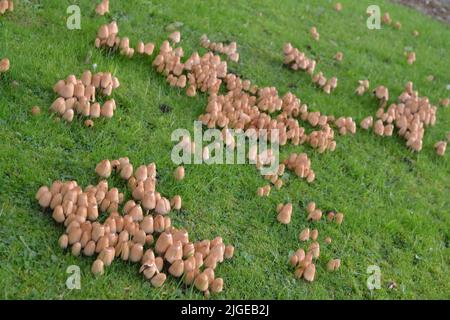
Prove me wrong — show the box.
[277,203,292,224]
[84,119,94,128]
[308,242,320,259]
[99,247,115,266]
[335,212,344,225]
[360,116,373,129]
[174,166,185,180]
[58,234,69,249]
[151,273,167,287]
[168,259,184,277]
[382,12,392,25]
[303,263,316,282]
[169,31,181,44]
[374,86,389,101]
[224,245,234,259]
[95,159,112,178]
[310,27,320,41]
[155,197,171,215]
[299,228,310,241]
[194,273,209,292]
[434,141,447,156]
[171,195,182,210]
[92,259,104,275]
[164,241,183,264]
[155,232,173,255]
[407,52,416,65]
[210,278,223,293]
[0,57,10,73]
[327,259,341,271]
[311,229,318,241]
[71,242,82,256]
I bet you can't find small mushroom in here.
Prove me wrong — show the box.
[174,166,185,180]
[71,242,82,256]
[299,228,310,241]
[155,232,173,255]
[164,241,183,264]
[334,2,342,11]
[194,273,209,292]
[434,141,447,156]
[335,212,344,225]
[91,259,104,275]
[151,272,167,287]
[171,195,182,210]
[224,245,234,259]
[31,106,41,115]
[310,229,318,241]
[277,203,292,224]
[168,259,185,277]
[169,31,181,44]
[327,259,341,271]
[95,159,112,178]
[210,278,223,293]
[84,119,94,128]
[58,234,69,249]
[303,263,316,282]
[0,57,10,73]
[310,27,320,41]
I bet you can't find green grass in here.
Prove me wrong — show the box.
[0,0,449,300]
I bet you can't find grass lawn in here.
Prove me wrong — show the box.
[0,0,449,299]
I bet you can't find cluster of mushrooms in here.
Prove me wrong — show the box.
[93,23,344,163]
[360,82,439,153]
[35,158,234,296]
[355,80,370,96]
[257,163,286,197]
[310,27,320,41]
[95,22,156,57]
[96,23,229,99]
[406,51,416,65]
[335,117,357,136]
[50,71,120,125]
[200,34,239,62]
[283,43,316,75]
[153,39,227,97]
[288,201,343,282]
[0,57,9,74]
[283,153,315,183]
[382,12,402,30]
[85,16,447,289]
[312,72,338,94]
[95,0,109,16]
[283,43,338,94]
[0,0,13,14]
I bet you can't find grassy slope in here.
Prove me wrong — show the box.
[0,0,449,299]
